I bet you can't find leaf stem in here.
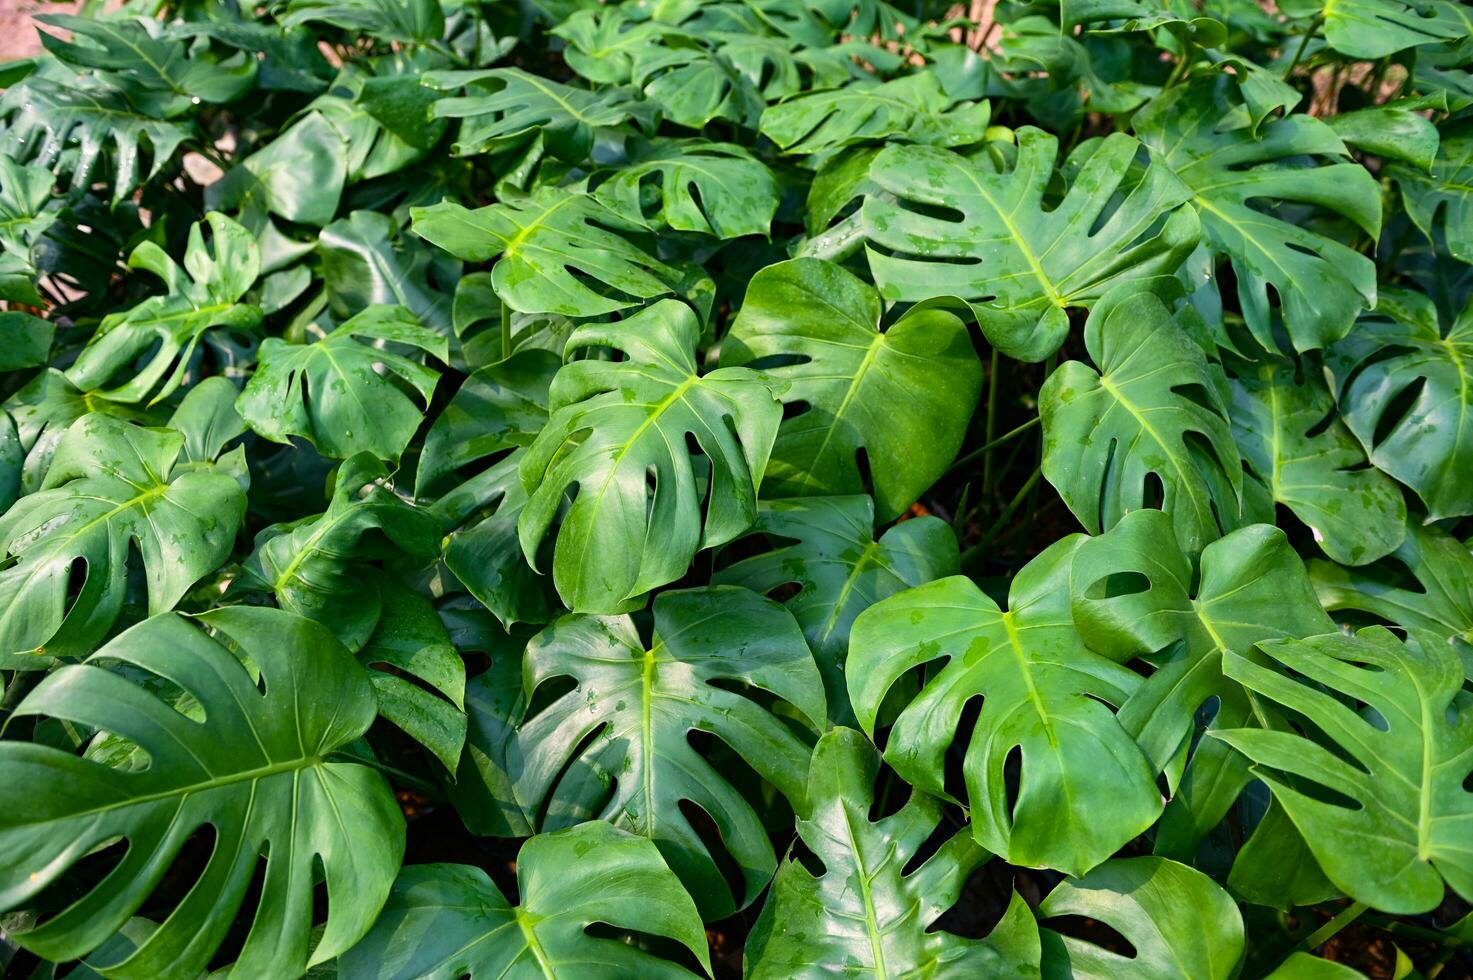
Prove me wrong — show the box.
[948,415,1040,477]
[982,347,1001,493]
[961,467,1042,569]
[1299,901,1368,953]
[1283,16,1323,79]
[500,296,513,361]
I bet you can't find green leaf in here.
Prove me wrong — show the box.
[594,138,779,239]
[412,188,680,318]
[0,606,404,977]
[518,300,780,613]
[339,823,711,979]
[1326,290,1473,520]
[0,70,192,201]
[37,14,256,117]
[238,452,439,651]
[746,728,1042,978]
[849,538,1159,877]
[0,312,54,372]
[424,67,655,161]
[1038,856,1245,979]
[357,583,468,773]
[1,369,154,496]
[237,304,446,462]
[1311,521,1473,663]
[1229,364,1406,566]
[1134,79,1381,354]
[716,495,958,724]
[1040,286,1243,558]
[1215,627,1473,914]
[515,586,825,918]
[279,0,445,42]
[722,257,982,520]
[206,111,347,226]
[1312,0,1469,58]
[760,72,989,156]
[67,212,262,405]
[1328,103,1441,170]
[1069,509,1335,855]
[0,155,59,306]
[1392,122,1473,263]
[861,129,1199,361]
[448,633,534,838]
[320,209,456,334]
[631,44,763,130]
[1266,952,1369,979]
[0,413,246,665]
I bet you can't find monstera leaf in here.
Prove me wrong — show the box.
[424,68,654,161]
[1134,78,1381,354]
[722,257,981,520]
[1325,290,1473,521]
[36,14,256,117]
[518,300,781,613]
[1393,123,1473,263]
[716,495,958,722]
[745,728,1042,978]
[848,537,1159,877]
[631,44,763,130]
[279,0,444,41]
[0,606,404,978]
[594,139,779,239]
[860,129,1199,360]
[760,71,989,156]
[1229,364,1406,566]
[1070,509,1336,854]
[0,68,192,201]
[412,188,679,318]
[237,453,439,652]
[320,209,456,333]
[1040,287,1243,558]
[0,155,59,306]
[514,586,826,918]
[339,822,710,979]
[419,350,561,629]
[0,412,246,665]
[1038,857,1245,979]
[67,212,262,405]
[238,304,446,462]
[1309,0,1469,58]
[356,585,467,773]
[1311,521,1473,661]
[206,111,346,226]
[1,370,154,496]
[1215,627,1473,914]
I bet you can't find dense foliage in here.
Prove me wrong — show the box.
[0,0,1471,976]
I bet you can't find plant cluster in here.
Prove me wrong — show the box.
[0,0,1471,976]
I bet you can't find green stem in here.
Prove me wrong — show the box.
[1361,914,1470,948]
[1283,16,1323,79]
[948,416,1040,477]
[1299,901,1368,954]
[330,752,441,798]
[500,297,513,361]
[961,468,1041,570]
[982,348,1001,494]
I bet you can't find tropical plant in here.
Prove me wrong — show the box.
[0,0,1470,976]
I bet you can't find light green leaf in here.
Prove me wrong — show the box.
[861,129,1199,361]
[849,539,1159,877]
[760,72,989,156]
[722,257,982,520]
[339,823,710,979]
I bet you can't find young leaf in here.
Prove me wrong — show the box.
[722,257,981,520]
[1134,79,1381,354]
[1229,364,1406,566]
[715,495,958,723]
[237,304,446,462]
[339,823,711,979]
[1326,290,1473,520]
[0,607,404,978]
[849,538,1159,877]
[1039,857,1245,979]
[412,188,679,318]
[515,586,826,918]
[237,452,440,652]
[860,129,1199,361]
[0,413,246,665]
[67,212,262,405]
[518,300,781,612]
[746,728,1042,978]
[1040,287,1243,558]
[1215,627,1473,914]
